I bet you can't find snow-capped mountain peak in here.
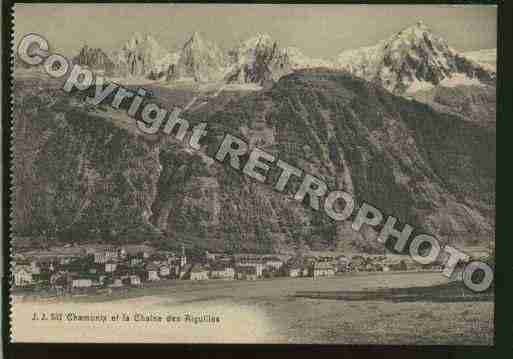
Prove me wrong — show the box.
[283,47,335,70]
[396,20,429,41]
[113,33,170,77]
[242,33,273,48]
[233,34,276,64]
[224,34,291,86]
[171,32,226,82]
[337,21,495,94]
[185,31,207,50]
[124,32,144,49]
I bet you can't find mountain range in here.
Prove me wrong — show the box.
[14,22,496,253]
[73,22,496,96]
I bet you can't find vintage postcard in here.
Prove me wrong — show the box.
[9,3,496,344]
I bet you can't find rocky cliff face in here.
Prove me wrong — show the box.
[337,21,496,95]
[73,45,117,75]
[171,32,227,82]
[225,34,293,86]
[152,52,180,80]
[74,34,177,79]
[13,69,495,252]
[117,33,170,78]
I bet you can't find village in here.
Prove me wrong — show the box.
[11,242,444,295]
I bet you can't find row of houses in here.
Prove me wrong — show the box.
[13,245,438,291]
[13,247,336,290]
[12,245,184,290]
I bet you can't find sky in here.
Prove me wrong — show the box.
[14,4,497,59]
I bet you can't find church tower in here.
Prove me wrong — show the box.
[180,245,187,267]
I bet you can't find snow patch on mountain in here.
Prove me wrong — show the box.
[337,44,384,79]
[405,79,434,94]
[283,47,335,70]
[114,33,169,78]
[405,73,487,94]
[438,73,486,88]
[461,48,496,71]
[153,52,180,74]
[337,21,495,94]
[224,34,292,86]
[233,33,275,65]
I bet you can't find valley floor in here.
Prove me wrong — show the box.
[11,272,493,344]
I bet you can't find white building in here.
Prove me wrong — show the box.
[288,267,301,277]
[146,264,160,281]
[236,261,264,277]
[180,245,187,267]
[265,257,284,271]
[210,265,235,280]
[190,265,209,281]
[72,278,93,288]
[129,256,143,267]
[311,262,336,278]
[118,248,127,259]
[94,247,118,264]
[30,261,41,275]
[14,267,33,286]
[159,266,171,277]
[129,275,142,286]
[109,278,123,288]
[105,262,117,273]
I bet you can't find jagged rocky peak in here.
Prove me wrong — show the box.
[240,33,274,51]
[125,32,144,48]
[117,32,169,77]
[225,33,293,86]
[171,31,226,82]
[186,31,207,48]
[74,44,116,74]
[124,32,163,54]
[231,33,278,66]
[396,20,429,41]
[75,36,178,80]
[383,20,452,61]
[338,21,496,94]
[150,52,180,80]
